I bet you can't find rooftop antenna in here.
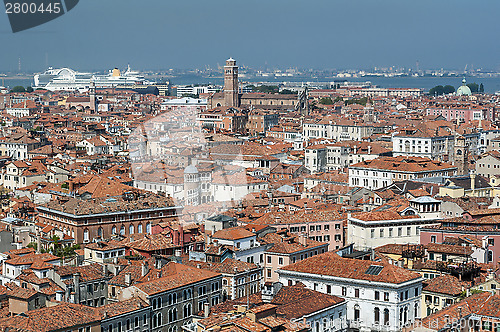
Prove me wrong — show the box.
[18,57,21,73]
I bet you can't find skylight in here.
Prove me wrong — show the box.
[365,265,383,275]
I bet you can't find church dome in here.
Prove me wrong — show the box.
[184,164,199,174]
[456,78,472,96]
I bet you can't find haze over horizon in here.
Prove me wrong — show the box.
[0,0,499,72]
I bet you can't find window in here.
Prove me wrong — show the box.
[384,309,390,325]
[371,229,375,238]
[384,292,389,301]
[267,269,271,278]
[278,257,283,265]
[327,285,332,294]
[342,287,347,296]
[374,307,380,324]
[375,291,380,300]
[355,288,360,298]
[430,235,436,243]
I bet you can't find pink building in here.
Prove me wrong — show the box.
[426,107,495,122]
[250,207,344,250]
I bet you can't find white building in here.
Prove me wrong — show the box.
[160,97,207,112]
[303,120,384,142]
[175,85,218,98]
[278,252,423,332]
[348,156,457,190]
[392,132,455,160]
[211,227,265,265]
[347,210,440,250]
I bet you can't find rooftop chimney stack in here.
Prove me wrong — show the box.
[124,273,132,286]
[204,302,210,318]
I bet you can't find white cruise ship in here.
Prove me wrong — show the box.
[34,65,153,91]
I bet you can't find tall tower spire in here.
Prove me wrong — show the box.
[224,58,239,107]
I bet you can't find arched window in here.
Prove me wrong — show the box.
[129,224,134,234]
[414,303,419,319]
[169,308,177,322]
[120,226,125,235]
[152,314,157,328]
[138,224,143,233]
[157,313,162,326]
[374,307,380,324]
[157,297,162,308]
[98,227,103,238]
[354,305,360,321]
[152,298,157,310]
[112,226,117,235]
[146,223,151,234]
[183,303,192,318]
[384,309,390,325]
[83,229,89,242]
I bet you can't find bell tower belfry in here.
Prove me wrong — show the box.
[454,135,468,176]
[224,58,239,107]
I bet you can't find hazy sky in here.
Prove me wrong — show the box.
[0,0,499,72]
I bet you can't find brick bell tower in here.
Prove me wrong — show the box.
[224,58,239,107]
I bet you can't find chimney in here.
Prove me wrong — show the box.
[36,231,41,254]
[471,171,476,191]
[204,302,210,317]
[178,224,184,247]
[141,262,149,277]
[124,273,132,286]
[368,145,372,155]
[299,234,307,246]
[73,273,80,287]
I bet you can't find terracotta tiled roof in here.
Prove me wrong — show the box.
[422,274,469,296]
[134,262,220,296]
[260,233,326,255]
[98,297,149,319]
[55,263,107,282]
[184,258,259,274]
[0,302,100,332]
[421,292,500,330]
[350,156,456,173]
[212,227,256,241]
[425,243,473,256]
[279,252,421,284]
[271,283,344,319]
